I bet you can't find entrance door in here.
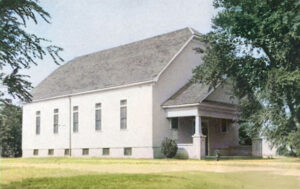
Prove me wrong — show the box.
[202,121,209,156]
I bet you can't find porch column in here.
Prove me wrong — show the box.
[193,116,202,159]
[195,116,201,136]
[193,116,206,159]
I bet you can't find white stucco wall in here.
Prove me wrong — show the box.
[22,83,154,158]
[152,39,204,157]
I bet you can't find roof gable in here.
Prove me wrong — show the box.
[32,28,195,101]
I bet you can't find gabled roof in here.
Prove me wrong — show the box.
[32,27,198,101]
[162,82,213,107]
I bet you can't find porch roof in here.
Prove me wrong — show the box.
[162,82,213,107]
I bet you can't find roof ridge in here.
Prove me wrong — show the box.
[72,27,194,61]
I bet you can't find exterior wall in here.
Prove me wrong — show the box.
[177,117,194,143]
[152,39,204,157]
[22,83,154,158]
[262,138,277,157]
[207,118,239,156]
[252,138,277,157]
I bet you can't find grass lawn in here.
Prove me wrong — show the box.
[0,157,299,189]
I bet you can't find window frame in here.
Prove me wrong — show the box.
[73,106,79,133]
[82,148,89,155]
[33,149,39,156]
[170,118,179,130]
[53,109,59,134]
[48,149,54,156]
[102,148,110,156]
[124,147,132,156]
[95,103,102,131]
[35,111,41,135]
[221,119,228,133]
[120,100,127,130]
[64,149,70,156]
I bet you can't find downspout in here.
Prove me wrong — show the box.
[69,96,72,157]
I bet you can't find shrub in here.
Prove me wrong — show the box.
[161,138,178,158]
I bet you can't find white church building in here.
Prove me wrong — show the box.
[22,28,275,159]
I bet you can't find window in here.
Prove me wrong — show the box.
[102,148,110,156]
[221,119,227,133]
[64,149,70,156]
[82,148,89,155]
[95,103,101,131]
[36,111,41,135]
[73,106,79,133]
[48,149,54,156]
[33,149,39,156]
[124,147,132,156]
[120,100,127,129]
[171,118,178,129]
[53,109,59,134]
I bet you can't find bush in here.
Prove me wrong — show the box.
[161,138,178,158]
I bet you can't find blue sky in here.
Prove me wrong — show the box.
[22,0,215,87]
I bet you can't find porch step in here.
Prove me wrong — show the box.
[204,156,262,160]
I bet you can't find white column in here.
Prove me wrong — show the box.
[194,116,201,136]
[193,115,201,159]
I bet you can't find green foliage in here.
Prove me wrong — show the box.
[238,124,252,145]
[0,103,22,157]
[193,0,300,155]
[0,0,63,102]
[288,130,300,156]
[161,138,178,158]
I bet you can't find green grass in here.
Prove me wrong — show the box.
[1,158,299,189]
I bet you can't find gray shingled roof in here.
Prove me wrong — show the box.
[162,82,213,106]
[32,28,196,100]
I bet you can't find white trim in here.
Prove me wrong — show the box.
[30,80,155,103]
[188,27,195,35]
[162,103,200,109]
[154,35,195,82]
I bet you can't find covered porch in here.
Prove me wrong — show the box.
[163,100,245,159]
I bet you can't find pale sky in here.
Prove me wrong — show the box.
[22,0,216,87]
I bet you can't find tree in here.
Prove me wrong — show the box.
[0,103,22,157]
[0,0,63,103]
[193,0,300,155]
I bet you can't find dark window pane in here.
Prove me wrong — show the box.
[33,149,38,155]
[95,109,101,130]
[102,148,109,155]
[120,100,127,106]
[120,106,127,129]
[221,119,227,132]
[171,118,178,129]
[124,147,132,156]
[54,114,59,133]
[64,149,70,156]
[82,148,89,155]
[36,116,40,135]
[73,112,79,132]
[48,149,54,155]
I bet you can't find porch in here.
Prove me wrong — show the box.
[164,100,249,159]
